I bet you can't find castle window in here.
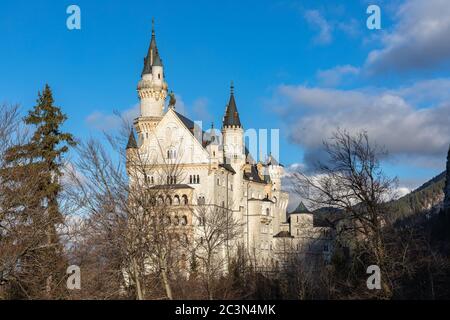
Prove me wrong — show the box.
[181,215,188,226]
[158,73,161,79]
[166,196,172,205]
[164,215,171,225]
[174,195,180,206]
[266,208,270,216]
[217,178,220,186]
[151,176,154,184]
[167,149,177,160]
[323,244,329,252]
[198,197,206,205]
[190,175,200,184]
[182,195,188,205]
[173,216,180,226]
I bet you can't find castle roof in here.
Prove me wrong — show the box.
[290,202,311,214]
[274,231,294,238]
[223,83,242,128]
[126,129,138,149]
[219,163,236,174]
[142,19,163,76]
[244,165,268,184]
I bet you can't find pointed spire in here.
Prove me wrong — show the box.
[142,18,163,75]
[223,81,242,128]
[126,129,138,150]
[291,202,311,214]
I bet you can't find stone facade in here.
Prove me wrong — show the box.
[126,23,332,267]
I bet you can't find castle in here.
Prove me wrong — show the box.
[126,22,332,267]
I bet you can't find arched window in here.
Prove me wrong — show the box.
[164,215,171,225]
[198,196,205,205]
[174,195,180,206]
[181,215,188,226]
[266,208,270,216]
[182,195,188,205]
[173,216,179,226]
[166,196,172,206]
[197,175,200,184]
[167,148,177,160]
[157,195,164,205]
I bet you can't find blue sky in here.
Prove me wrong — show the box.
[1,0,449,193]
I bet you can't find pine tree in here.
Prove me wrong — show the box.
[0,84,75,299]
[24,84,75,224]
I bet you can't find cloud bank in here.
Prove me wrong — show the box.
[271,79,450,170]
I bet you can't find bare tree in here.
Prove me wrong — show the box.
[186,200,242,300]
[66,120,189,300]
[293,129,398,297]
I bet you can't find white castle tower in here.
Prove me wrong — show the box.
[137,19,168,119]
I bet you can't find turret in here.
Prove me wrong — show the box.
[266,153,284,191]
[137,19,168,118]
[207,123,220,170]
[222,82,244,165]
[126,129,139,170]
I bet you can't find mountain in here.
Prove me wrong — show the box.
[390,171,446,221]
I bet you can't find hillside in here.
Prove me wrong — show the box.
[390,171,446,221]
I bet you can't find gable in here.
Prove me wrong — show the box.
[142,109,210,164]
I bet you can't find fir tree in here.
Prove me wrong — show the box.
[24,84,75,223]
[0,84,75,298]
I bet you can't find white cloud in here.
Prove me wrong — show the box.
[304,10,333,45]
[192,97,212,123]
[316,65,360,87]
[365,0,450,73]
[270,80,450,169]
[86,104,139,131]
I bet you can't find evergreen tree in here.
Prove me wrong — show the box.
[0,84,75,299]
[445,145,450,212]
[24,84,75,224]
